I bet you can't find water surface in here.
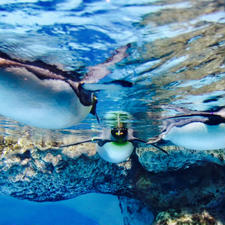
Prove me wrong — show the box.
[0,0,224,224]
[0,0,224,142]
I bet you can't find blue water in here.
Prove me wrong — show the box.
[0,193,125,225]
[0,0,224,138]
[0,0,224,224]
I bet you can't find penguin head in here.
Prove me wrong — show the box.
[111,127,128,142]
[89,93,98,117]
[76,83,99,119]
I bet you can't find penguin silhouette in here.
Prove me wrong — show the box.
[0,45,129,129]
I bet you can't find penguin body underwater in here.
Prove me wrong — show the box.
[148,106,225,151]
[96,126,136,163]
[60,112,167,163]
[61,126,139,163]
[0,45,128,129]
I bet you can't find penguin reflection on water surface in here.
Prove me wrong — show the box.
[148,106,225,151]
[0,45,128,129]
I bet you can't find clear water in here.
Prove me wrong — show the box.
[0,0,224,140]
[0,193,129,225]
[0,0,224,224]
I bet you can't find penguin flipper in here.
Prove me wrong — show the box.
[0,50,80,81]
[130,138,168,155]
[147,136,168,154]
[60,137,102,148]
[97,139,112,147]
[150,143,168,155]
[81,44,130,84]
[129,138,146,144]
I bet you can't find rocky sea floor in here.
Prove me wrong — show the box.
[0,127,225,224]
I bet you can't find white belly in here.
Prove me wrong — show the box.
[97,141,134,163]
[0,69,91,129]
[164,122,225,150]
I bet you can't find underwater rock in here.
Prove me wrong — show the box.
[153,209,218,225]
[0,133,225,224]
[136,145,225,173]
[118,196,154,225]
[0,133,136,201]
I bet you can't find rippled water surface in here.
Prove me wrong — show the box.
[0,0,224,142]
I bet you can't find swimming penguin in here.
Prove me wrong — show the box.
[61,113,167,163]
[61,126,139,163]
[0,45,129,129]
[148,106,225,151]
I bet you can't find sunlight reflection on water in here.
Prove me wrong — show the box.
[0,0,224,142]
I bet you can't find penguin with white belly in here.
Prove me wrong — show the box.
[60,125,139,163]
[0,45,129,129]
[148,106,225,151]
[61,115,167,163]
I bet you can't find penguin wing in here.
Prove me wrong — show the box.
[60,138,112,148]
[133,138,168,155]
[96,139,112,147]
[81,44,130,84]
[0,51,79,81]
[60,137,104,148]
